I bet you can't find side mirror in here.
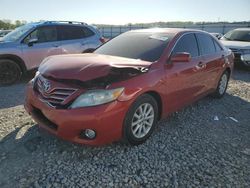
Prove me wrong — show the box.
[170,52,191,63]
[28,38,38,47]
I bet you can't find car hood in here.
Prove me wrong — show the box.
[0,40,18,48]
[39,53,152,82]
[220,40,250,49]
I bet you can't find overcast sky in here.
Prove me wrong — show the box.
[1,0,250,24]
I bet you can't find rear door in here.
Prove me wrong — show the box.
[21,26,62,69]
[195,33,224,92]
[164,33,204,112]
[57,25,95,53]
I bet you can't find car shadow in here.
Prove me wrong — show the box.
[0,72,34,109]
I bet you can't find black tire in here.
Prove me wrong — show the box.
[0,59,22,85]
[123,94,158,145]
[212,71,229,98]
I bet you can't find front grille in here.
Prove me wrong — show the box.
[35,75,77,108]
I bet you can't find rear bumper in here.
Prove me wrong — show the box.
[24,83,131,146]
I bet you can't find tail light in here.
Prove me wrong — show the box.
[99,37,106,43]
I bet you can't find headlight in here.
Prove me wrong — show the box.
[242,49,250,54]
[69,88,124,109]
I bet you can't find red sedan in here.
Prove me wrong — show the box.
[25,28,234,146]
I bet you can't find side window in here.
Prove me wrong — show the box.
[58,25,92,40]
[172,33,199,58]
[213,39,223,52]
[196,33,216,55]
[24,26,57,44]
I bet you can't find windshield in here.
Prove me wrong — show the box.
[223,30,250,42]
[2,24,34,42]
[95,32,174,62]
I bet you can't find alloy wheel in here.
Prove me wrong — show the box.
[219,74,228,95]
[131,103,155,139]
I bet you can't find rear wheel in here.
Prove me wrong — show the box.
[0,59,22,85]
[123,94,158,145]
[212,71,229,98]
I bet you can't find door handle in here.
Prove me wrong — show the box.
[52,44,59,47]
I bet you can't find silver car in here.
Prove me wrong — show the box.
[0,21,104,85]
[0,30,12,39]
[220,28,250,69]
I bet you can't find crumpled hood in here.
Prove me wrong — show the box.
[220,40,250,49]
[39,53,152,82]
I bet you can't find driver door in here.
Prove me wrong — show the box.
[21,26,62,70]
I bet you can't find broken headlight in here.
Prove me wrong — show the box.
[69,88,124,109]
[31,71,40,87]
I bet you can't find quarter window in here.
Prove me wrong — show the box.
[213,40,223,52]
[172,33,199,58]
[84,27,95,37]
[196,33,216,55]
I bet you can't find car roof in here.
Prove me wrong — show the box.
[233,28,250,31]
[27,21,89,27]
[129,28,209,35]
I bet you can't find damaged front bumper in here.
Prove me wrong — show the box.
[24,82,132,146]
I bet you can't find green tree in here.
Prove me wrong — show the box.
[15,20,22,27]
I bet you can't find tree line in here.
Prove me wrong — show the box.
[0,20,27,30]
[1,19,249,30]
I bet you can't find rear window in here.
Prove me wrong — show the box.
[196,33,216,55]
[58,25,94,40]
[95,32,174,62]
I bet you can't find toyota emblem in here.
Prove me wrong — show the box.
[42,79,51,93]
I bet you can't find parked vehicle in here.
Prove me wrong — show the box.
[210,32,223,39]
[25,28,234,146]
[0,30,12,39]
[220,28,250,68]
[0,21,104,85]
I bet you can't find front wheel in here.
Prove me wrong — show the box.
[212,71,229,98]
[0,59,22,85]
[123,94,158,145]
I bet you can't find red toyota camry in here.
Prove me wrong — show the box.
[25,28,234,146]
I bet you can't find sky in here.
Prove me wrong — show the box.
[1,0,250,25]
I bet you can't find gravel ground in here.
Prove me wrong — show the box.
[0,70,249,188]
